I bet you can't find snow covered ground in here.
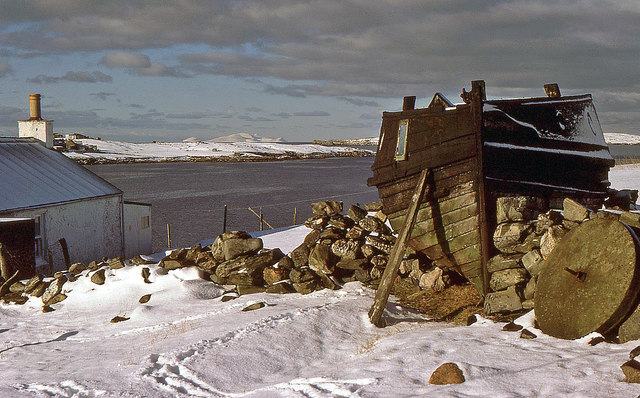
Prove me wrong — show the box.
[1,164,640,397]
[605,133,640,145]
[64,139,371,163]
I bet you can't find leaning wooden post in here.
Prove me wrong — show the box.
[58,238,71,269]
[0,243,9,280]
[223,204,228,233]
[369,168,432,327]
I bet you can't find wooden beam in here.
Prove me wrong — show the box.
[369,168,432,327]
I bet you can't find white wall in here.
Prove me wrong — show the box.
[18,120,54,148]
[1,195,123,273]
[123,202,152,258]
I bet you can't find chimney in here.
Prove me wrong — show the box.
[29,94,42,120]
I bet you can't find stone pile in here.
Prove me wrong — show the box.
[483,195,638,315]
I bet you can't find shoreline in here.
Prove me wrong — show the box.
[70,149,375,165]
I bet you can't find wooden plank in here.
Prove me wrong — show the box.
[408,215,479,246]
[383,177,476,217]
[410,229,480,256]
[425,244,481,268]
[408,203,479,237]
[368,169,432,327]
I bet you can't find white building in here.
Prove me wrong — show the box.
[0,95,152,274]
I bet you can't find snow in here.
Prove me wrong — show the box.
[64,139,371,163]
[605,133,640,145]
[2,166,640,396]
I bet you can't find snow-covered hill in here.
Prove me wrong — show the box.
[64,138,372,163]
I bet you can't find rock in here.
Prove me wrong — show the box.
[622,360,640,383]
[521,249,543,276]
[24,275,44,294]
[487,254,523,273]
[111,316,129,323]
[304,215,328,230]
[161,259,187,270]
[331,239,361,259]
[370,254,388,268]
[42,305,55,313]
[131,255,154,265]
[619,304,640,343]
[222,238,263,261]
[496,196,546,224]
[563,198,589,222]
[2,292,28,304]
[484,286,523,315]
[91,269,107,285]
[428,363,465,385]
[293,280,319,294]
[360,244,378,259]
[374,210,387,223]
[184,244,202,263]
[265,282,296,294]
[502,322,523,331]
[319,227,344,241]
[9,281,25,293]
[317,273,340,290]
[540,225,568,259]
[347,205,367,222]
[493,222,534,253]
[311,200,343,216]
[328,214,354,230]
[620,211,640,229]
[139,294,151,303]
[520,329,537,339]
[141,267,151,283]
[630,346,640,360]
[29,281,48,297]
[242,302,266,311]
[108,257,125,270]
[605,189,639,210]
[48,293,67,305]
[42,276,67,305]
[220,295,236,302]
[291,243,311,268]
[419,268,446,291]
[276,255,294,270]
[263,266,290,285]
[308,244,336,275]
[290,268,316,283]
[354,269,372,283]
[365,235,392,254]
[490,268,528,291]
[364,201,383,212]
[216,249,284,285]
[303,230,321,247]
[196,251,218,272]
[359,216,382,233]
[370,265,385,280]
[345,226,367,240]
[562,220,581,230]
[399,258,418,276]
[210,235,225,262]
[523,276,537,300]
[236,285,266,295]
[68,262,86,275]
[88,261,101,271]
[336,258,370,271]
[535,210,564,234]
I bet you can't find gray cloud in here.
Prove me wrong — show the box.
[28,71,112,84]
[339,97,381,107]
[102,52,151,68]
[293,111,330,117]
[0,62,11,77]
[90,92,116,101]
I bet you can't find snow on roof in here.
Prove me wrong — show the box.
[0,137,121,212]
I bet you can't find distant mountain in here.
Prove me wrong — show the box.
[313,137,379,146]
[206,133,286,143]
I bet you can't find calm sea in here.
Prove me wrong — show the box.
[87,157,380,252]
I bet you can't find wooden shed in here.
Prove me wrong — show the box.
[367,80,614,294]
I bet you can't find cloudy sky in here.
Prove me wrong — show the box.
[0,0,639,142]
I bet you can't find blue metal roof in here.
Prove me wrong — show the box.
[0,137,122,212]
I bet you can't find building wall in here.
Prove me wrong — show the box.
[18,120,53,148]
[1,195,123,273]
[123,202,152,258]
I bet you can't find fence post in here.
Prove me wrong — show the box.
[223,204,228,233]
[166,224,171,249]
[259,208,264,231]
[294,207,297,225]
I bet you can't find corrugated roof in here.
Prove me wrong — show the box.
[0,137,122,212]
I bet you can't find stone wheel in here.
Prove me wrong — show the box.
[535,218,640,339]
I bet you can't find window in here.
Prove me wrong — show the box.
[395,119,409,161]
[141,216,150,229]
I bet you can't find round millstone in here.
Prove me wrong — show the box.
[534,218,640,339]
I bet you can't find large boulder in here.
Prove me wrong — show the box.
[429,363,465,385]
[562,198,589,222]
[222,238,263,261]
[215,248,284,285]
[487,254,523,273]
[490,268,528,291]
[484,286,523,315]
[291,243,311,268]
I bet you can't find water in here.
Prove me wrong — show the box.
[609,144,640,160]
[87,157,380,252]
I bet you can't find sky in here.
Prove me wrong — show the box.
[0,0,639,143]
